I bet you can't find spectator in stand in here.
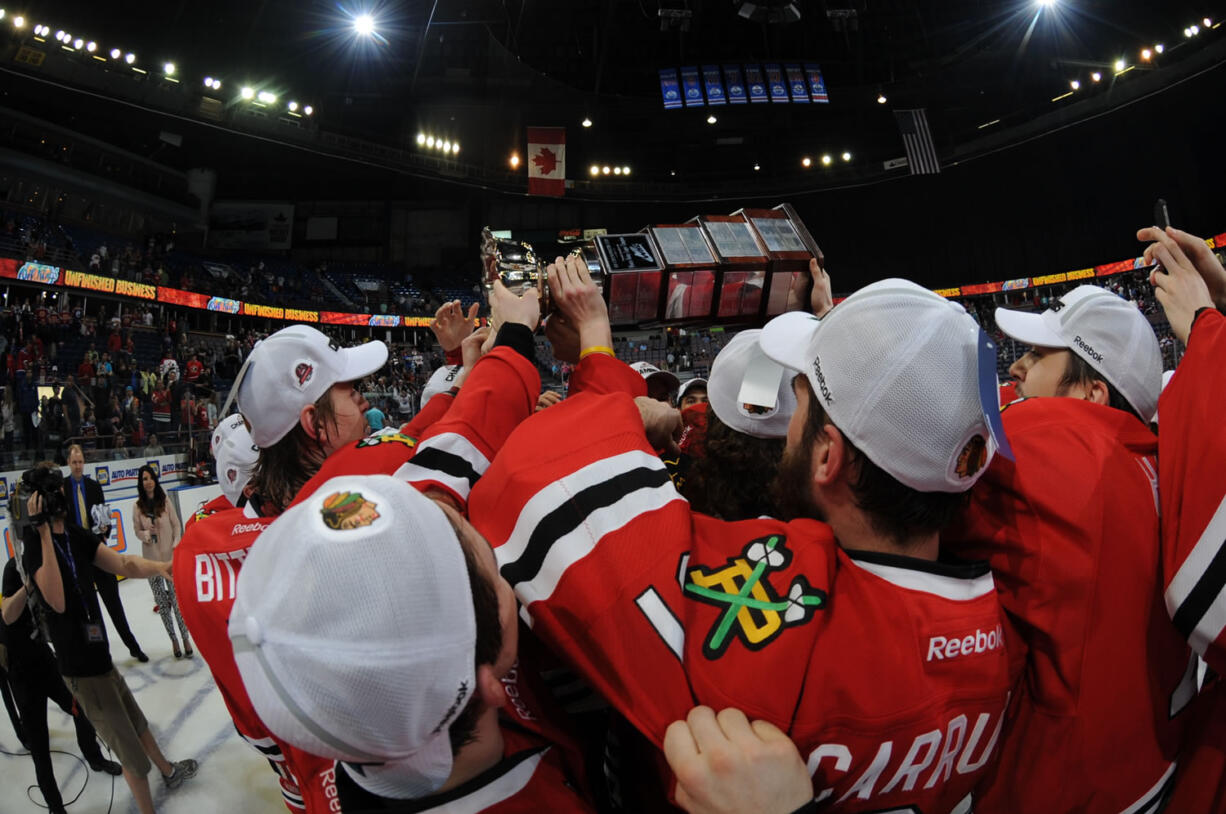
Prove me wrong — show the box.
[106,329,122,356]
[143,434,163,457]
[60,375,83,439]
[1,388,13,453]
[364,400,386,432]
[150,377,171,436]
[80,409,97,451]
[184,353,202,384]
[204,393,219,429]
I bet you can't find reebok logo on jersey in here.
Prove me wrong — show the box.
[1072,335,1103,363]
[926,624,1004,662]
[231,521,269,536]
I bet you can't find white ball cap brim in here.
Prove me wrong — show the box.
[759,311,822,373]
[994,307,1066,349]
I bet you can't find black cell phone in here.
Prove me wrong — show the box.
[1154,198,1172,230]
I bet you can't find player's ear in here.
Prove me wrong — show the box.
[811,424,845,487]
[299,404,321,442]
[475,664,505,709]
[1084,379,1110,407]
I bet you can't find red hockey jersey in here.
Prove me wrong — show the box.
[1158,308,1226,674]
[947,397,1192,813]
[470,391,1014,813]
[184,493,233,531]
[173,505,337,812]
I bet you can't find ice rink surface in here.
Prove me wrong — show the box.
[1,575,284,813]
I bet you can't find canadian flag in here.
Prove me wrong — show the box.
[527,127,566,196]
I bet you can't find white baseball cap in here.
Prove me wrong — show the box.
[420,365,463,411]
[678,378,708,402]
[230,475,475,798]
[630,361,680,394]
[235,326,388,447]
[212,416,258,506]
[760,279,996,493]
[707,330,795,439]
[994,285,1162,421]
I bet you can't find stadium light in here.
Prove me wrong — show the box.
[1155,44,1165,54]
[1070,79,1080,90]
[451,142,458,154]
[354,13,375,37]
[257,91,276,104]
[821,154,833,166]
[509,153,520,169]
[613,167,622,175]
[125,52,136,64]
[240,86,255,100]
[842,151,852,162]
[204,76,213,87]
[163,62,176,75]
[1090,71,1102,82]
[288,100,299,112]
[12,15,24,28]
[877,92,887,104]
[602,165,611,174]
[1191,24,1201,35]
[416,132,426,145]
[1113,58,1126,73]
[622,166,630,175]
[303,105,313,116]
[85,40,96,52]
[801,156,812,168]
[73,38,83,49]
[1205,18,1212,28]
[581,117,592,128]
[110,47,121,59]
[0,11,6,21]
[589,165,599,176]
[55,30,65,41]
[706,114,717,124]
[753,163,761,171]
[426,135,435,148]
[1036,0,1055,7]
[441,140,452,152]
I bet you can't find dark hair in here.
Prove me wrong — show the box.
[135,465,167,516]
[446,516,503,754]
[683,407,784,521]
[1058,352,1142,421]
[248,392,340,514]
[797,377,968,548]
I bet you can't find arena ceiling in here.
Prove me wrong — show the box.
[5,0,1222,192]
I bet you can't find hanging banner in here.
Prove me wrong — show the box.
[764,64,789,102]
[723,65,748,104]
[784,64,809,103]
[659,68,683,109]
[744,64,769,103]
[526,126,566,197]
[680,66,704,107]
[702,65,726,106]
[804,63,829,103]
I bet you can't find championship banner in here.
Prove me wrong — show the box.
[659,68,683,109]
[526,126,566,197]
[784,64,809,103]
[743,64,769,103]
[723,65,748,104]
[804,63,829,103]
[764,64,789,102]
[702,65,726,105]
[680,67,704,107]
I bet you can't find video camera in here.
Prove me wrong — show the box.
[20,466,68,527]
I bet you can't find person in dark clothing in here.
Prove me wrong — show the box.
[2,558,122,814]
[62,444,147,662]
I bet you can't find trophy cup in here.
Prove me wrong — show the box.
[479,227,604,314]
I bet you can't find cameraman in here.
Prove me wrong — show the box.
[3,555,122,814]
[22,463,197,814]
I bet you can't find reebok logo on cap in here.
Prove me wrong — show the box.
[812,355,833,403]
[1072,335,1103,363]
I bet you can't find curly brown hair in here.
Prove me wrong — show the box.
[682,407,784,521]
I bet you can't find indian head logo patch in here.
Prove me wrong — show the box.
[294,362,314,388]
[684,535,826,659]
[955,435,988,479]
[320,491,380,531]
[226,467,238,484]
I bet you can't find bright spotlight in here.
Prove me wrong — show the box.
[602,166,611,174]
[212,79,222,90]
[1155,44,1165,54]
[204,76,213,87]
[1090,71,1102,82]
[55,30,65,41]
[802,157,812,168]
[441,140,451,152]
[125,52,136,64]
[451,142,458,154]
[1113,58,1126,72]
[706,114,717,124]
[842,151,852,162]
[426,136,435,148]
[354,14,376,37]
[0,11,6,21]
[1191,24,1201,35]
[73,38,83,49]
[286,101,297,112]
[877,93,887,104]
[821,154,833,166]
[85,40,96,52]
[1184,27,1193,37]
[509,153,520,168]
[621,166,630,175]
[257,91,276,104]
[303,105,313,116]
[753,163,761,171]
[241,86,255,100]
[12,15,24,28]
[416,133,426,145]
[110,47,120,58]
[1141,48,1152,61]
[1036,0,1055,7]
[590,165,600,176]
[1205,18,1212,27]
[581,117,592,128]
[613,167,622,175]
[164,62,176,75]
[1070,79,1080,90]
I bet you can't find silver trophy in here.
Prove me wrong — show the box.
[479,227,602,314]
